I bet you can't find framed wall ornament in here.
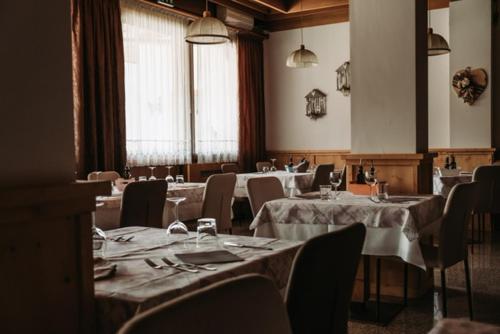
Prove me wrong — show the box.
[336,61,351,96]
[452,67,488,105]
[305,89,327,119]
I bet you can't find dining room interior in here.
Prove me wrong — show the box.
[2,0,500,333]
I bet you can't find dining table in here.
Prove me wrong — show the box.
[94,226,302,334]
[433,173,473,197]
[234,170,314,197]
[95,182,205,230]
[250,192,445,270]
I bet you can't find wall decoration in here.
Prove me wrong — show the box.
[305,89,327,119]
[336,61,351,96]
[452,67,488,105]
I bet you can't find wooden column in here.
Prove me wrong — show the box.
[0,181,110,334]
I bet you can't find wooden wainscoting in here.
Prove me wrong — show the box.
[0,181,110,334]
[430,148,495,173]
[266,149,351,170]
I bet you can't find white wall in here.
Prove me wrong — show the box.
[449,0,491,148]
[264,23,351,151]
[350,0,420,153]
[0,0,75,187]
[428,8,450,148]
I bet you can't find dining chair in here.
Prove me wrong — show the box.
[420,182,480,320]
[472,165,500,242]
[118,274,292,334]
[286,223,366,334]
[221,163,239,173]
[256,161,272,172]
[96,171,121,182]
[247,176,286,217]
[310,163,334,191]
[87,171,101,180]
[201,173,236,234]
[119,180,168,228]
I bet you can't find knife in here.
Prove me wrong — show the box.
[223,241,273,251]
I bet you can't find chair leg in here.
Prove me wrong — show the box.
[376,258,381,322]
[440,269,448,318]
[470,213,475,254]
[481,213,486,242]
[403,263,408,306]
[464,254,474,320]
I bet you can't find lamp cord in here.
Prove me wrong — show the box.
[300,0,304,45]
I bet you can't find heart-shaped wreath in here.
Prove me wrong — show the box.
[452,67,488,105]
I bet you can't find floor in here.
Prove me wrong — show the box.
[348,231,500,334]
[232,217,500,334]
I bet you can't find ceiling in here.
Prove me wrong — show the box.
[216,0,450,32]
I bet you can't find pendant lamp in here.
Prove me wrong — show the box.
[427,2,450,56]
[286,0,318,68]
[185,0,229,45]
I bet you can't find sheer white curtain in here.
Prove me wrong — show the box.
[121,1,192,166]
[193,40,239,163]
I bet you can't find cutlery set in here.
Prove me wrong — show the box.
[144,258,217,273]
[109,235,135,242]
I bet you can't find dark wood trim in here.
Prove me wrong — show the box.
[253,0,289,13]
[264,4,349,31]
[416,0,429,153]
[492,0,500,160]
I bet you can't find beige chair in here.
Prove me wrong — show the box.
[420,182,480,319]
[286,223,366,334]
[472,165,500,241]
[247,176,285,217]
[221,163,239,173]
[118,274,292,334]
[310,163,334,191]
[97,171,121,182]
[120,180,168,228]
[201,173,236,233]
[256,161,272,172]
[87,171,101,181]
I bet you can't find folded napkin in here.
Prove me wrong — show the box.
[94,258,117,281]
[175,250,244,265]
[296,192,321,200]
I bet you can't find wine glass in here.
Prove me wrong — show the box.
[92,202,107,258]
[165,166,175,183]
[329,170,343,200]
[365,171,378,199]
[166,197,189,238]
[270,158,277,172]
[148,166,156,180]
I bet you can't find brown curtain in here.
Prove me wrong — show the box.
[237,35,266,172]
[72,0,126,178]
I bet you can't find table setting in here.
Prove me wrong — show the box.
[93,226,302,334]
[234,170,314,197]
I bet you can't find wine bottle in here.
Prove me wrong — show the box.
[123,165,131,179]
[450,155,457,170]
[444,156,450,170]
[356,164,365,184]
[370,160,375,175]
[288,156,294,168]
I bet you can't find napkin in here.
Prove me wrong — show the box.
[94,258,117,281]
[175,250,244,265]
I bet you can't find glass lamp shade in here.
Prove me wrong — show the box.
[428,28,450,56]
[185,11,230,45]
[286,44,319,68]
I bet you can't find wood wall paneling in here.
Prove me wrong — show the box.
[266,150,350,170]
[430,148,495,172]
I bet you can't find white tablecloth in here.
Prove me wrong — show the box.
[94,226,302,334]
[95,183,205,230]
[250,193,445,269]
[234,171,314,197]
[433,174,472,197]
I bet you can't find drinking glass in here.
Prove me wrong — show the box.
[92,202,107,258]
[378,182,389,201]
[176,174,185,184]
[196,218,218,247]
[262,166,270,173]
[165,166,175,183]
[329,170,343,200]
[270,158,277,172]
[148,166,156,180]
[166,197,189,237]
[319,185,331,200]
[138,176,147,181]
[365,171,378,199]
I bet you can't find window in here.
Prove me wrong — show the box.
[193,41,239,163]
[121,1,192,166]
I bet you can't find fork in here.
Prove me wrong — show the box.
[144,258,168,269]
[161,257,200,273]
